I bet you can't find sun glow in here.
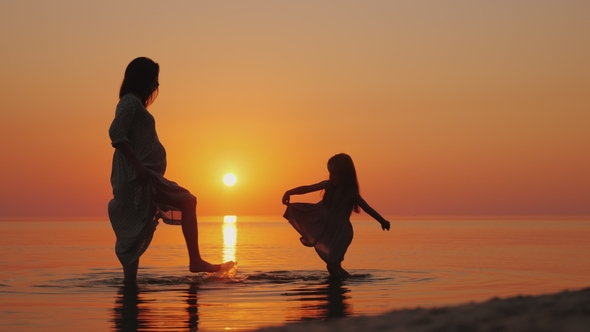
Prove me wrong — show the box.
[223,173,237,186]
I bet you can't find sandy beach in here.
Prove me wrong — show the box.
[255,287,590,332]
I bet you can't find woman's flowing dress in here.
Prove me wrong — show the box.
[108,94,192,265]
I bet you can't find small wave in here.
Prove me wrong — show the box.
[34,274,230,289]
[32,267,409,291]
[34,269,239,290]
[32,262,239,289]
[243,271,375,284]
[39,271,349,289]
[410,277,436,283]
[245,271,324,283]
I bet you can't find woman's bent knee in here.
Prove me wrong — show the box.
[179,197,196,211]
[188,197,197,208]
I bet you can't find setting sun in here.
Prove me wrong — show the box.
[223,173,237,186]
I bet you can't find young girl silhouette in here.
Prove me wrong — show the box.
[282,153,390,278]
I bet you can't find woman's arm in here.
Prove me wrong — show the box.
[113,142,150,181]
[110,96,149,181]
[357,195,390,231]
[282,181,328,205]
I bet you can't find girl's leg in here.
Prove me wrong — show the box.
[123,259,139,285]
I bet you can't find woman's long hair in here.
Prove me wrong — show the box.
[119,57,159,107]
[323,153,360,213]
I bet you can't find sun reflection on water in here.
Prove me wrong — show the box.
[223,215,237,263]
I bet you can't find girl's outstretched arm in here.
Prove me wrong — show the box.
[357,195,391,231]
[282,181,328,205]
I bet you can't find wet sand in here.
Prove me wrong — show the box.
[255,287,590,332]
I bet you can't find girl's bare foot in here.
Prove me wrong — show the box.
[190,260,222,273]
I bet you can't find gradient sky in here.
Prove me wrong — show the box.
[1,1,589,219]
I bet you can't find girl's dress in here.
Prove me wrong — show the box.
[108,93,191,266]
[283,189,356,266]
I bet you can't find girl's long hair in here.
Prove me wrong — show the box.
[322,153,360,213]
[119,57,159,107]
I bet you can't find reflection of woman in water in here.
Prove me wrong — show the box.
[282,153,390,278]
[112,283,200,331]
[108,57,220,285]
[112,286,144,331]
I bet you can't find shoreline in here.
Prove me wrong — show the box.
[255,287,590,332]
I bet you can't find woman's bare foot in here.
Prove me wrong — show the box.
[338,267,351,278]
[327,264,351,278]
[123,259,139,285]
[190,260,222,273]
[327,264,339,277]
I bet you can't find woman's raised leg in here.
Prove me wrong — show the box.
[180,198,221,272]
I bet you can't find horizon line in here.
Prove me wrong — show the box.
[1,214,589,222]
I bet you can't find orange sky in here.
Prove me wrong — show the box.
[0,1,589,219]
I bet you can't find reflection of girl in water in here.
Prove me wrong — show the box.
[282,153,391,278]
[108,57,221,285]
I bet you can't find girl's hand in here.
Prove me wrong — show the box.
[282,192,290,205]
[380,220,391,231]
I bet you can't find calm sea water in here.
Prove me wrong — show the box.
[1,217,589,331]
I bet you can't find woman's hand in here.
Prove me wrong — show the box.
[380,220,391,231]
[114,142,150,182]
[282,192,291,205]
[133,162,150,182]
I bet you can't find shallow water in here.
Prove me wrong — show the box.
[1,217,589,331]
